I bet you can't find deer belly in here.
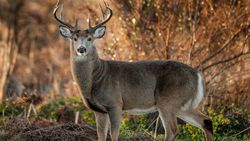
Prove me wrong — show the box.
[123,106,157,115]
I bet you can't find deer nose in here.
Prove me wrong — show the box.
[77,47,86,53]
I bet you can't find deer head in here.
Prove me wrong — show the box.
[53,0,112,57]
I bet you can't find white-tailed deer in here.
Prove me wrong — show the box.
[54,1,214,141]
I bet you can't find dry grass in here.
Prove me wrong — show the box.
[0,118,155,141]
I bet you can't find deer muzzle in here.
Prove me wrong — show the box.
[77,47,87,54]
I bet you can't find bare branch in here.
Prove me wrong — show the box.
[202,51,250,72]
[191,44,208,57]
[196,24,250,69]
[222,126,250,141]
[206,58,242,85]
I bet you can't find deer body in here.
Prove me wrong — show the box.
[72,57,198,113]
[54,1,214,141]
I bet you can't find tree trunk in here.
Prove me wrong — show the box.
[0,23,18,102]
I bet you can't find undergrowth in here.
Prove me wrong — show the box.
[0,96,249,141]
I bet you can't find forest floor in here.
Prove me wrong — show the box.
[0,118,155,141]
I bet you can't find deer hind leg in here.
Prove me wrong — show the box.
[178,110,214,141]
[158,108,178,141]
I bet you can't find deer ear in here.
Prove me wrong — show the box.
[59,25,73,38]
[93,26,106,38]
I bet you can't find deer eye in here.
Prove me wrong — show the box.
[73,37,77,41]
[87,38,92,41]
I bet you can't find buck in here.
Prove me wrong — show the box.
[53,1,214,141]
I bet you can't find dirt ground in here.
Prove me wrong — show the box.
[0,118,155,141]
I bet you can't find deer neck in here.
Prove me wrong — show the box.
[70,44,105,99]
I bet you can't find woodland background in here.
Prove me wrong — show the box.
[0,0,249,140]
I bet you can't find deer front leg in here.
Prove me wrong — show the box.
[94,112,109,141]
[108,107,122,141]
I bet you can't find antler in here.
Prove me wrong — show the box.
[88,1,112,32]
[53,0,78,31]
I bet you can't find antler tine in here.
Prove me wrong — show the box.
[103,0,109,7]
[53,0,60,16]
[56,0,60,8]
[53,0,75,29]
[90,1,112,31]
[59,4,63,20]
[103,0,110,15]
[99,3,105,19]
[75,16,78,31]
[88,13,92,28]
